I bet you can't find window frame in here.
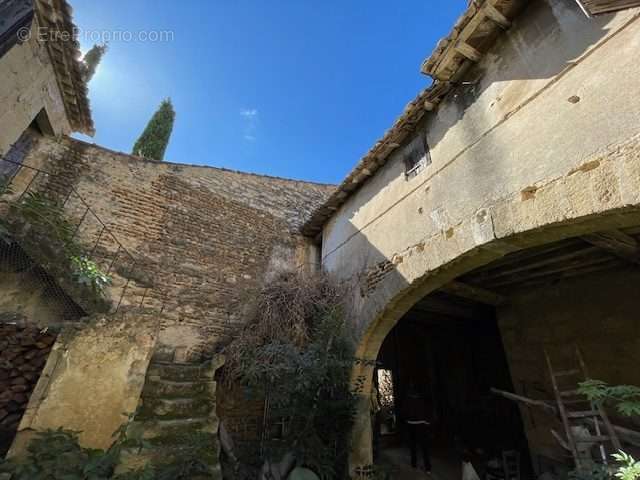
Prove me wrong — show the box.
[403,131,431,180]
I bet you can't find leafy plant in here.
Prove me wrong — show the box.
[71,255,112,293]
[575,380,640,480]
[16,191,77,249]
[0,416,215,479]
[222,272,356,479]
[578,380,640,417]
[1,189,112,297]
[0,428,151,480]
[612,452,640,480]
[81,43,108,83]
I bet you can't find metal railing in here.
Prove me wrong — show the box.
[0,154,155,314]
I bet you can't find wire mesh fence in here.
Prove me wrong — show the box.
[0,240,86,323]
[0,154,155,316]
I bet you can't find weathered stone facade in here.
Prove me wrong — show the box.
[305,1,640,474]
[10,311,158,454]
[0,0,93,156]
[19,135,333,358]
[2,0,640,477]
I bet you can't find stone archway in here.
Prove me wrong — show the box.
[345,138,640,477]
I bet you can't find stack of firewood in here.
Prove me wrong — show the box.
[0,323,56,453]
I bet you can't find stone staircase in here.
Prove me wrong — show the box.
[122,354,222,479]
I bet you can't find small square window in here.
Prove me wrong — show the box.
[403,133,431,179]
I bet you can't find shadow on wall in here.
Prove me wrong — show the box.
[335,0,618,253]
[441,0,612,125]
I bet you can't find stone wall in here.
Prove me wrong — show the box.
[9,311,158,453]
[321,2,640,318]
[0,16,71,155]
[497,268,640,469]
[314,2,640,473]
[0,240,84,456]
[18,136,333,358]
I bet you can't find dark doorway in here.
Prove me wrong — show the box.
[374,292,530,480]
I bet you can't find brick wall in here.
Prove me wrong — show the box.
[21,136,334,357]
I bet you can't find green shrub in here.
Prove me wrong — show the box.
[0,428,151,480]
[222,272,356,479]
[576,380,640,480]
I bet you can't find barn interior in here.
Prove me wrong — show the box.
[374,227,640,480]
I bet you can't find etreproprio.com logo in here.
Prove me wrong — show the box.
[17,26,175,44]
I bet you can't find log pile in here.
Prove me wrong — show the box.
[0,323,56,455]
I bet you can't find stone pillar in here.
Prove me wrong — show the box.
[349,361,376,479]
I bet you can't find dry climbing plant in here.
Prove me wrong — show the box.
[222,271,357,479]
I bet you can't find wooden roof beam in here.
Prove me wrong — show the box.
[484,4,512,29]
[439,280,507,307]
[455,42,482,63]
[413,296,477,320]
[581,230,640,266]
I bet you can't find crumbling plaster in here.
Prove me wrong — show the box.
[322,2,640,347]
[8,311,159,454]
[314,3,640,474]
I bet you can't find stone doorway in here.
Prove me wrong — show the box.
[373,283,528,480]
[355,224,640,479]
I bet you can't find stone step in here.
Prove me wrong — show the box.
[119,442,221,479]
[138,396,212,420]
[127,417,212,441]
[143,377,209,398]
[147,362,206,382]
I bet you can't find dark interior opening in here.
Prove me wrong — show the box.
[374,294,530,480]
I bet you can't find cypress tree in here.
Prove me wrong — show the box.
[80,43,107,83]
[132,99,176,161]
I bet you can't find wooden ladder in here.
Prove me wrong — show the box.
[545,346,621,470]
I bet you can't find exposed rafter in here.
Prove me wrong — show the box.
[412,296,477,320]
[455,42,482,62]
[300,0,525,237]
[439,280,507,306]
[484,4,512,29]
[581,230,640,266]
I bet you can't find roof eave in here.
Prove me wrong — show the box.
[35,0,94,136]
[301,0,526,238]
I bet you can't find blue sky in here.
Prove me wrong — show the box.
[72,1,464,184]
